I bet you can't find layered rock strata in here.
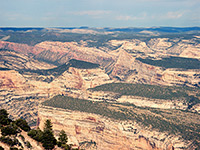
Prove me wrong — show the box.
[38,106,190,150]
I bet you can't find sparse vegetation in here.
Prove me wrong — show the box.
[0,109,60,150]
[14,119,31,132]
[57,130,68,147]
[137,56,200,69]
[0,136,19,147]
[19,59,100,78]
[69,59,100,69]
[90,83,200,102]
[25,141,32,148]
[28,128,43,142]
[0,109,12,125]
[42,95,200,148]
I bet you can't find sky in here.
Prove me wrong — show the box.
[0,0,200,27]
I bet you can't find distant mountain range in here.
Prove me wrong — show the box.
[1,26,200,33]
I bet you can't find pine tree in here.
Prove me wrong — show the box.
[15,118,31,132]
[0,109,10,125]
[42,130,56,150]
[42,119,56,150]
[58,130,68,147]
[43,119,53,131]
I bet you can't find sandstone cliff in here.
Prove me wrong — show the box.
[38,106,191,150]
[0,64,113,126]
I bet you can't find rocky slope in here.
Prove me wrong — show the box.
[0,61,112,126]
[63,87,200,113]
[0,130,44,150]
[38,105,192,150]
[107,48,200,87]
[108,49,163,83]
[107,37,200,59]
[0,49,55,70]
[0,41,115,66]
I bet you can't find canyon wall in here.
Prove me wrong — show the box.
[38,105,190,150]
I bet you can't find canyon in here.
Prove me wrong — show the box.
[0,28,200,149]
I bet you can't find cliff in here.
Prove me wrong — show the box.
[38,105,191,150]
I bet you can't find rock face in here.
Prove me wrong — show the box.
[52,67,112,90]
[107,48,200,87]
[107,38,200,58]
[0,41,115,66]
[35,41,115,66]
[0,70,31,89]
[0,65,112,125]
[109,49,163,84]
[38,106,189,150]
[179,42,200,59]
[160,69,200,87]
[117,95,188,110]
[0,49,55,70]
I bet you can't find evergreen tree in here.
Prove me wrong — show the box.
[15,118,31,131]
[43,119,53,131]
[42,119,56,150]
[1,123,20,136]
[58,130,68,147]
[0,109,11,125]
[28,128,43,142]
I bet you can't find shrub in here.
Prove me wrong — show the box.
[15,118,31,132]
[58,130,68,146]
[28,128,43,142]
[0,136,18,146]
[0,109,11,125]
[1,123,20,136]
[25,141,32,148]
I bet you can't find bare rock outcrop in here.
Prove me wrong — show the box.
[0,50,55,70]
[38,106,189,150]
[0,41,115,66]
[35,41,115,66]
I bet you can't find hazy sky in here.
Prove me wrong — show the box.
[1,0,200,27]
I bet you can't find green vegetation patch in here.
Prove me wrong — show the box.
[137,56,200,69]
[90,83,200,101]
[42,95,125,120]
[19,63,69,76]
[68,59,100,69]
[42,95,200,148]
[19,59,100,77]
